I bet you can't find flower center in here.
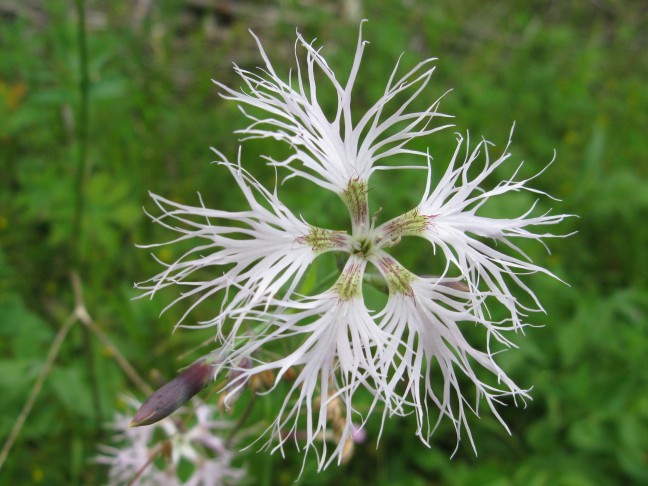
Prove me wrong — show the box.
[352,237,373,257]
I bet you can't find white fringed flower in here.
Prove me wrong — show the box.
[215,24,452,195]
[376,130,569,328]
[221,256,392,468]
[137,158,349,333]
[97,399,244,486]
[138,22,571,470]
[371,252,531,452]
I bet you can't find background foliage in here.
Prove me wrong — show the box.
[1,0,647,484]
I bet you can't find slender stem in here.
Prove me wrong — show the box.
[72,0,89,259]
[0,269,153,471]
[71,272,152,395]
[85,319,153,396]
[72,0,103,425]
[82,317,103,422]
[176,337,216,362]
[363,271,388,294]
[0,313,77,471]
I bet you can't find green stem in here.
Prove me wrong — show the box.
[363,271,388,294]
[72,0,89,261]
[82,320,103,422]
[73,0,102,425]
[0,313,77,471]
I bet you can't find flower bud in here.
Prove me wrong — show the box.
[130,359,214,427]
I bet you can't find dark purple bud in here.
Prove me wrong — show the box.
[130,359,214,427]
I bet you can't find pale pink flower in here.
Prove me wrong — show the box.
[97,399,244,485]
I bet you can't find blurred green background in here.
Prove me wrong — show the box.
[1,0,647,484]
